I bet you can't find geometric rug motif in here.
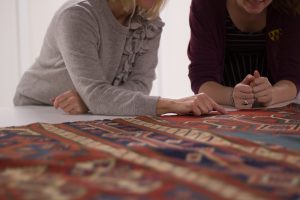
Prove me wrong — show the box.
[163,103,300,135]
[0,103,299,200]
[162,103,300,151]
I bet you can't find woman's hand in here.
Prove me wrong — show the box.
[157,93,226,116]
[251,70,273,106]
[52,90,89,114]
[232,74,255,109]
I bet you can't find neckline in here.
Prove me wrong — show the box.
[100,0,130,34]
[225,10,266,34]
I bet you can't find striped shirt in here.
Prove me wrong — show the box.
[222,14,271,87]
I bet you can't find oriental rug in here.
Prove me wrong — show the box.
[0,103,299,200]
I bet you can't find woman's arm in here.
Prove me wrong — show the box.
[156,93,226,116]
[55,7,159,116]
[199,81,233,106]
[200,74,256,109]
[188,0,225,94]
[53,89,226,116]
[271,12,300,97]
[271,80,297,105]
[251,71,297,106]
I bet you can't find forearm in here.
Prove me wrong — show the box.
[270,80,297,105]
[156,98,177,115]
[156,94,226,116]
[198,81,233,106]
[119,80,152,95]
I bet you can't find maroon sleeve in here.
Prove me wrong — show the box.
[188,0,226,94]
[276,14,300,93]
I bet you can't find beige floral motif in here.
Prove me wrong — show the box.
[72,158,162,194]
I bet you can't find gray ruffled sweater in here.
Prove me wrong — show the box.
[14,0,164,116]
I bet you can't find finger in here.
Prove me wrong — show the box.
[56,91,80,109]
[241,104,253,109]
[69,109,81,115]
[61,90,75,97]
[253,70,260,78]
[253,76,269,86]
[56,90,75,100]
[233,94,254,105]
[192,102,202,116]
[196,94,215,114]
[236,100,253,109]
[202,96,226,114]
[56,90,74,102]
[53,96,68,109]
[57,97,74,110]
[241,74,255,85]
[211,102,226,114]
[246,98,255,105]
[62,104,75,114]
[256,93,272,104]
[233,98,253,108]
[202,99,214,113]
[253,85,269,94]
[236,92,254,100]
[53,91,74,108]
[236,84,253,93]
[198,103,210,114]
[254,88,271,98]
[237,97,255,104]
[71,103,87,114]
[50,98,55,105]
[256,95,272,104]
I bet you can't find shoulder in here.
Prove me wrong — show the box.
[268,7,300,27]
[54,0,110,26]
[52,0,107,37]
[55,0,96,20]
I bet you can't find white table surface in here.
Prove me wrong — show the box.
[0,106,124,127]
[1,94,299,128]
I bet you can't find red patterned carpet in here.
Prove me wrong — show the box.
[0,104,300,200]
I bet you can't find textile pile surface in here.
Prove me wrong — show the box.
[0,104,300,200]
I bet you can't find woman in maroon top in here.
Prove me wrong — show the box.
[188,0,300,109]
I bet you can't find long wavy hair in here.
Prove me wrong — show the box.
[271,0,300,15]
[109,0,166,20]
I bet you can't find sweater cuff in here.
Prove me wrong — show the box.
[135,95,159,116]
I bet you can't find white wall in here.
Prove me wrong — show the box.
[157,0,193,98]
[19,0,67,73]
[0,0,193,107]
[0,0,19,106]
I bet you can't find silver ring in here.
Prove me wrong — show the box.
[242,100,249,105]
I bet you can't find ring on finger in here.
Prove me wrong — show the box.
[242,100,249,105]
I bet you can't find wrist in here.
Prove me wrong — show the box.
[228,88,235,106]
[265,87,275,106]
[156,98,175,115]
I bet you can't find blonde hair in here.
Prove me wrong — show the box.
[271,0,300,15]
[110,0,166,20]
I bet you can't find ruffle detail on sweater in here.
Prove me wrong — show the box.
[113,15,164,86]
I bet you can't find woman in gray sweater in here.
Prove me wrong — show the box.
[14,0,225,116]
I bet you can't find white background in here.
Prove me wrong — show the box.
[0,0,193,107]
